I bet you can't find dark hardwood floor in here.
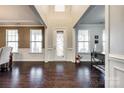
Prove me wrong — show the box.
[0,62,104,88]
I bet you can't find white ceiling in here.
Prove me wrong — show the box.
[0,5,90,27]
[0,5,44,25]
[35,5,89,27]
[76,5,105,25]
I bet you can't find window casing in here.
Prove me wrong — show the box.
[6,29,18,53]
[103,30,106,52]
[77,30,89,53]
[30,29,42,53]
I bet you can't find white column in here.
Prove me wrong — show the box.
[105,5,110,88]
[44,28,48,63]
[72,28,76,63]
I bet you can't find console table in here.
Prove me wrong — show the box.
[91,52,105,73]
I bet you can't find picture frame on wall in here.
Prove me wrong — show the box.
[95,40,99,44]
[95,35,99,39]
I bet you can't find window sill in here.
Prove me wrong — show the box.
[29,52,43,54]
[12,52,19,54]
[78,52,91,54]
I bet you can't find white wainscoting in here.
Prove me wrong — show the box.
[79,53,91,62]
[13,48,75,62]
[47,48,74,62]
[67,48,74,62]
[47,48,54,61]
[13,48,45,61]
[109,54,124,87]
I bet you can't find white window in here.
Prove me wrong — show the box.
[56,31,64,57]
[54,5,65,12]
[103,30,106,52]
[77,30,89,53]
[6,29,18,53]
[30,29,42,53]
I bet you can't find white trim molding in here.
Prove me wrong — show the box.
[109,54,124,62]
[0,25,44,27]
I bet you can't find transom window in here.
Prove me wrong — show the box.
[77,30,89,53]
[54,5,65,12]
[6,29,18,53]
[30,29,42,53]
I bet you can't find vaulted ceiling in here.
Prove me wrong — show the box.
[0,5,44,25]
[75,5,105,26]
[34,5,89,27]
[0,5,90,27]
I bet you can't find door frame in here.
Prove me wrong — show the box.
[105,5,110,88]
[53,28,67,61]
[73,5,110,87]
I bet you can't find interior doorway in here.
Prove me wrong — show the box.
[53,29,66,61]
[74,5,106,84]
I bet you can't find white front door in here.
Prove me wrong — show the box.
[54,30,65,61]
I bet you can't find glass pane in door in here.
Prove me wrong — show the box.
[56,31,64,57]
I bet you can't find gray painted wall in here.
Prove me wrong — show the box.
[74,5,105,27]
[75,24,105,61]
[110,6,124,55]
